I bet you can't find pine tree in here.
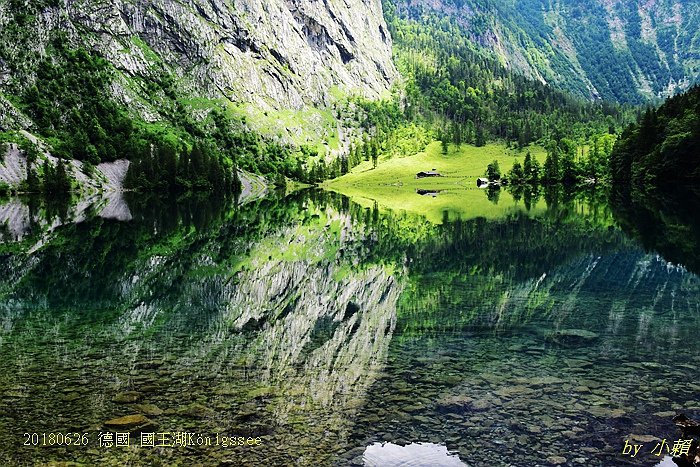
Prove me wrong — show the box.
[475,126,486,147]
[509,160,525,184]
[42,159,53,193]
[54,159,71,193]
[523,152,533,182]
[341,156,349,175]
[190,143,205,182]
[559,140,578,184]
[486,160,501,181]
[160,143,178,189]
[543,142,560,182]
[452,122,462,146]
[349,145,358,168]
[178,148,191,186]
[27,167,40,193]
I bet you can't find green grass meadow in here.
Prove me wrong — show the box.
[326,141,548,224]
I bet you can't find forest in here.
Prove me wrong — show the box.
[610,85,700,186]
[383,3,631,146]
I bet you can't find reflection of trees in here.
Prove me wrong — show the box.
[486,185,500,204]
[0,192,122,242]
[0,189,406,466]
[522,185,541,211]
[611,185,700,275]
[387,187,630,336]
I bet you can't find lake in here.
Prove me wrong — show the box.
[0,185,698,466]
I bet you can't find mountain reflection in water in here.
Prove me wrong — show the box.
[0,187,698,466]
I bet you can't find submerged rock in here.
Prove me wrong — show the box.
[546,329,599,346]
[178,403,214,419]
[628,434,661,443]
[104,414,151,429]
[112,391,142,404]
[134,403,164,416]
[587,406,626,418]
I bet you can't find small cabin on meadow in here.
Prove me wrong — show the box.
[416,171,442,179]
[477,177,489,187]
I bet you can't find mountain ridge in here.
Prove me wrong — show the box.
[389,0,699,103]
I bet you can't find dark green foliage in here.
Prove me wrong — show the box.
[508,160,525,184]
[611,185,700,275]
[331,95,415,179]
[26,166,40,193]
[124,141,233,193]
[523,151,540,184]
[475,126,486,147]
[611,85,700,186]
[510,135,613,188]
[559,139,579,185]
[371,142,379,169]
[42,159,71,194]
[2,24,297,191]
[20,43,135,163]
[340,156,349,175]
[585,136,613,183]
[13,140,71,194]
[273,172,287,188]
[543,142,560,183]
[486,160,501,181]
[441,138,449,155]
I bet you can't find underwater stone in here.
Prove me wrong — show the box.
[112,391,143,404]
[134,403,164,416]
[546,329,599,346]
[104,414,151,429]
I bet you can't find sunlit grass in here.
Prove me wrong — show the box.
[326,141,549,223]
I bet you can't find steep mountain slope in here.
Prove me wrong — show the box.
[389,0,699,103]
[0,0,397,130]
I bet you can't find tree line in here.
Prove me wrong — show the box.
[610,85,700,186]
[483,134,616,187]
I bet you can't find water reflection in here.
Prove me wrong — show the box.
[0,191,404,465]
[611,185,700,275]
[363,442,467,466]
[0,187,698,466]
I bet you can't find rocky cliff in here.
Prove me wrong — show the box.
[0,0,398,128]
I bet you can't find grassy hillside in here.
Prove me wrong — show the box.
[326,142,548,223]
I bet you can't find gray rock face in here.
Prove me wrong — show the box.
[0,141,130,192]
[0,96,31,132]
[2,0,397,118]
